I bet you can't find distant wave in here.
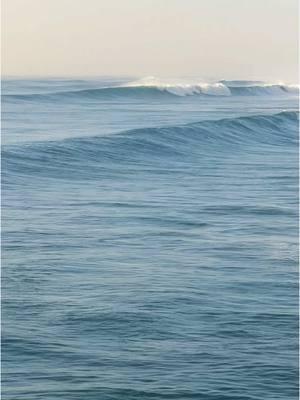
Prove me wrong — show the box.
[124,77,299,96]
[3,77,299,101]
[3,111,298,180]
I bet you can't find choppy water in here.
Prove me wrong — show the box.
[2,77,299,399]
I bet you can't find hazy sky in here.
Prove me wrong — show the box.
[2,0,299,81]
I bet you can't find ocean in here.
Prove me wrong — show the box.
[2,77,299,399]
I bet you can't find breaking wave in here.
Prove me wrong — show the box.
[3,78,299,101]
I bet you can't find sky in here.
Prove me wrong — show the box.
[1,0,299,82]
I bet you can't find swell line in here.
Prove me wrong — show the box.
[2,82,299,101]
[2,111,298,180]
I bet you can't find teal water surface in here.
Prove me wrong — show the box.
[2,78,299,399]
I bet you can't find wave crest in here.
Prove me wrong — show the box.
[123,76,231,96]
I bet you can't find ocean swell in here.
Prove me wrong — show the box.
[3,111,298,180]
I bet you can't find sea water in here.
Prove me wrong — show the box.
[2,77,299,399]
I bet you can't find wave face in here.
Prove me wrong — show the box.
[2,77,299,400]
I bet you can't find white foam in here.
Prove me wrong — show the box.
[124,77,231,96]
[122,77,299,97]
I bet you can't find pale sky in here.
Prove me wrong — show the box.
[1,0,299,82]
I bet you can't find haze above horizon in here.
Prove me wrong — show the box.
[1,0,299,83]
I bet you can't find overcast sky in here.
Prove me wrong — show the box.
[2,0,299,82]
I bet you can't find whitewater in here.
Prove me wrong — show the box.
[2,77,299,400]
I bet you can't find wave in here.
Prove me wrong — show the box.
[3,111,298,180]
[228,85,296,96]
[3,78,299,101]
[124,77,299,96]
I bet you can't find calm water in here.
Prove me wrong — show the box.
[2,78,299,399]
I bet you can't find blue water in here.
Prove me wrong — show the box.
[2,77,299,399]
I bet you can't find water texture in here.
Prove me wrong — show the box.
[2,77,299,399]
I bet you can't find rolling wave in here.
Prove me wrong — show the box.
[3,78,299,101]
[3,111,298,180]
